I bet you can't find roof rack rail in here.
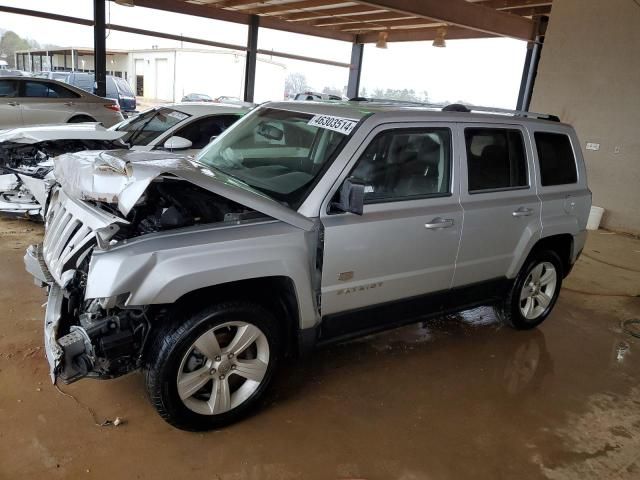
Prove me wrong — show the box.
[443,103,560,122]
[348,98,560,122]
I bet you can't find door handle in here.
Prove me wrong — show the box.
[425,217,454,229]
[7,101,19,107]
[512,207,534,217]
[64,102,75,107]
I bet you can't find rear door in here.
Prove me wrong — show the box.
[0,79,22,127]
[454,124,541,286]
[531,128,591,238]
[19,80,80,125]
[320,123,462,319]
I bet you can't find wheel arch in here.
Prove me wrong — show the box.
[172,276,302,357]
[67,114,96,123]
[519,233,574,278]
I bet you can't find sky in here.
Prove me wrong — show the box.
[0,0,528,108]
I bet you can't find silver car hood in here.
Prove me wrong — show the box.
[0,123,127,144]
[53,149,314,231]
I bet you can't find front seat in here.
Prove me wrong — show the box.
[394,136,441,196]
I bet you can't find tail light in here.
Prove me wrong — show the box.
[104,103,121,112]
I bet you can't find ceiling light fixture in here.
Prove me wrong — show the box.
[433,26,447,48]
[376,31,389,49]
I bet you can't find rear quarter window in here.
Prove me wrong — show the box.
[534,132,578,186]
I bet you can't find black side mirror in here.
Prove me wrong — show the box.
[334,177,365,215]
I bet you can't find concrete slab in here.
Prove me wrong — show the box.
[1,217,639,480]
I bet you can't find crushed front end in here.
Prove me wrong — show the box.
[25,187,152,383]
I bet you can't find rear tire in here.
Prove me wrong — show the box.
[143,301,281,431]
[498,250,563,330]
[68,115,96,123]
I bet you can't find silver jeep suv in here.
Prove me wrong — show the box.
[25,101,591,430]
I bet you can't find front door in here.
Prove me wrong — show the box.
[320,124,462,320]
[454,124,541,286]
[19,80,79,125]
[0,79,22,128]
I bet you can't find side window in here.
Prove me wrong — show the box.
[48,83,80,99]
[0,80,18,97]
[350,128,452,203]
[173,115,241,149]
[22,81,78,98]
[465,128,528,192]
[23,81,51,98]
[534,132,578,186]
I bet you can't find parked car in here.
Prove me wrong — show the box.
[0,69,31,77]
[0,77,123,129]
[65,73,137,115]
[25,101,591,431]
[0,102,249,218]
[109,102,249,153]
[0,124,126,217]
[182,93,213,102]
[32,71,71,82]
[294,91,342,101]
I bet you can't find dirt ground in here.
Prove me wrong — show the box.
[1,216,639,480]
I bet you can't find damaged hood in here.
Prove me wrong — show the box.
[0,123,126,144]
[54,149,314,231]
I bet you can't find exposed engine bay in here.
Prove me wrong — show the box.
[0,138,125,172]
[98,177,265,238]
[43,180,264,383]
[0,138,126,218]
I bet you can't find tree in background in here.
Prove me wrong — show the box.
[321,85,344,97]
[369,88,429,103]
[284,72,309,98]
[0,31,39,68]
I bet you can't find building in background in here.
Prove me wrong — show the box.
[14,46,286,104]
[14,47,128,77]
[128,48,285,103]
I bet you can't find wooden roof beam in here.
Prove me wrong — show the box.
[473,0,552,9]
[354,0,535,40]
[129,0,356,41]
[248,1,358,16]
[310,12,416,26]
[284,6,388,21]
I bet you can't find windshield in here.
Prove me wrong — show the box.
[116,107,190,146]
[196,108,356,207]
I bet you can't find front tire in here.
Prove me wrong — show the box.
[144,302,281,431]
[499,250,563,330]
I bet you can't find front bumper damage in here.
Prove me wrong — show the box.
[24,244,63,382]
[24,189,146,385]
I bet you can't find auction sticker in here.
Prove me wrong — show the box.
[308,115,358,135]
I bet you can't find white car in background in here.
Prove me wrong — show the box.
[112,102,250,154]
[0,102,250,217]
[0,77,124,129]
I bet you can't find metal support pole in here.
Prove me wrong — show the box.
[516,16,548,111]
[243,14,259,103]
[347,43,364,99]
[94,0,107,96]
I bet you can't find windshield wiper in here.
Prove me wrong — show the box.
[126,112,157,146]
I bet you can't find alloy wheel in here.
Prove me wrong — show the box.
[176,321,270,416]
[519,261,557,320]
